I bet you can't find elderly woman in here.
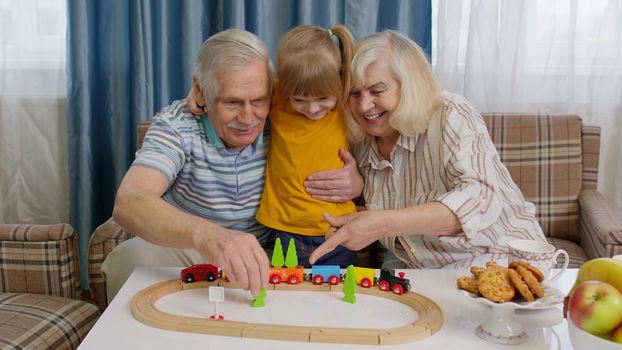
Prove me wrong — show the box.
[309,30,546,269]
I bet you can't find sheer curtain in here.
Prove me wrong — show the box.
[0,0,67,224]
[433,0,622,214]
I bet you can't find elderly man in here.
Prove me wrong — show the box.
[103,29,361,301]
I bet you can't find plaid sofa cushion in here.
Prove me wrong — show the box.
[0,224,81,299]
[0,292,99,350]
[481,114,583,242]
[546,237,588,268]
[580,124,600,190]
[88,219,134,311]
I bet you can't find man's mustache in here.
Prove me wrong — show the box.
[227,120,261,131]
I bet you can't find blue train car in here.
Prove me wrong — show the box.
[310,265,341,285]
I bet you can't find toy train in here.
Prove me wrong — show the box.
[377,269,410,295]
[269,266,304,284]
[180,264,410,295]
[309,265,341,285]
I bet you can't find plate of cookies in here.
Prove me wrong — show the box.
[456,261,564,344]
[457,261,563,309]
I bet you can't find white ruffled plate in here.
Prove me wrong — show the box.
[461,284,564,310]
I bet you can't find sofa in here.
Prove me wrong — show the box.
[88,113,622,311]
[481,113,621,264]
[0,224,100,350]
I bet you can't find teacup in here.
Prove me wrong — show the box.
[507,239,569,283]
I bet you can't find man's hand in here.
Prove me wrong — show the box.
[309,211,388,265]
[304,149,363,203]
[193,229,269,297]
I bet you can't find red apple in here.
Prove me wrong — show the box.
[569,281,622,335]
[612,322,622,344]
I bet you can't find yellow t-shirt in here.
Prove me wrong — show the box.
[256,88,356,236]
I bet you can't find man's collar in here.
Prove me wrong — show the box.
[200,116,264,150]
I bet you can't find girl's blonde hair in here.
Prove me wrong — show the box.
[277,24,354,109]
[346,30,443,143]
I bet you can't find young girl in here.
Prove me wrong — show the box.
[187,25,357,267]
[256,24,357,267]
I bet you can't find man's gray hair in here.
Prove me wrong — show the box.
[195,28,274,105]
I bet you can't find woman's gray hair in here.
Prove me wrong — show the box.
[346,30,443,143]
[195,28,274,105]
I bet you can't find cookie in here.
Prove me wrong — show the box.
[470,266,485,277]
[476,268,516,303]
[509,261,544,282]
[485,261,502,270]
[515,265,545,298]
[457,276,479,294]
[507,268,535,302]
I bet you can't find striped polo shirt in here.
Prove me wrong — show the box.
[353,91,546,268]
[132,99,271,244]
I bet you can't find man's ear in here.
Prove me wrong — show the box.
[192,75,206,108]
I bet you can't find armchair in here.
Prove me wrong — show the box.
[0,223,100,350]
[480,113,622,265]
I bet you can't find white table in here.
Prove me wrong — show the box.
[79,267,577,350]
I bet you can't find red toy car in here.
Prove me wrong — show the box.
[181,264,219,283]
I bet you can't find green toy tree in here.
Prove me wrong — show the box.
[251,288,267,307]
[342,265,357,303]
[284,238,299,268]
[271,237,284,268]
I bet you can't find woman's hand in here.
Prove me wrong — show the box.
[309,203,463,265]
[309,210,391,264]
[304,149,363,203]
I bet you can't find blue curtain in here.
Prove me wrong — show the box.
[67,0,431,289]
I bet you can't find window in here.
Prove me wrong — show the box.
[0,0,66,96]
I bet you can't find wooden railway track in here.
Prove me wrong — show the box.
[131,279,443,345]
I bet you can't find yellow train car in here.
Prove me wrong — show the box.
[353,266,376,288]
